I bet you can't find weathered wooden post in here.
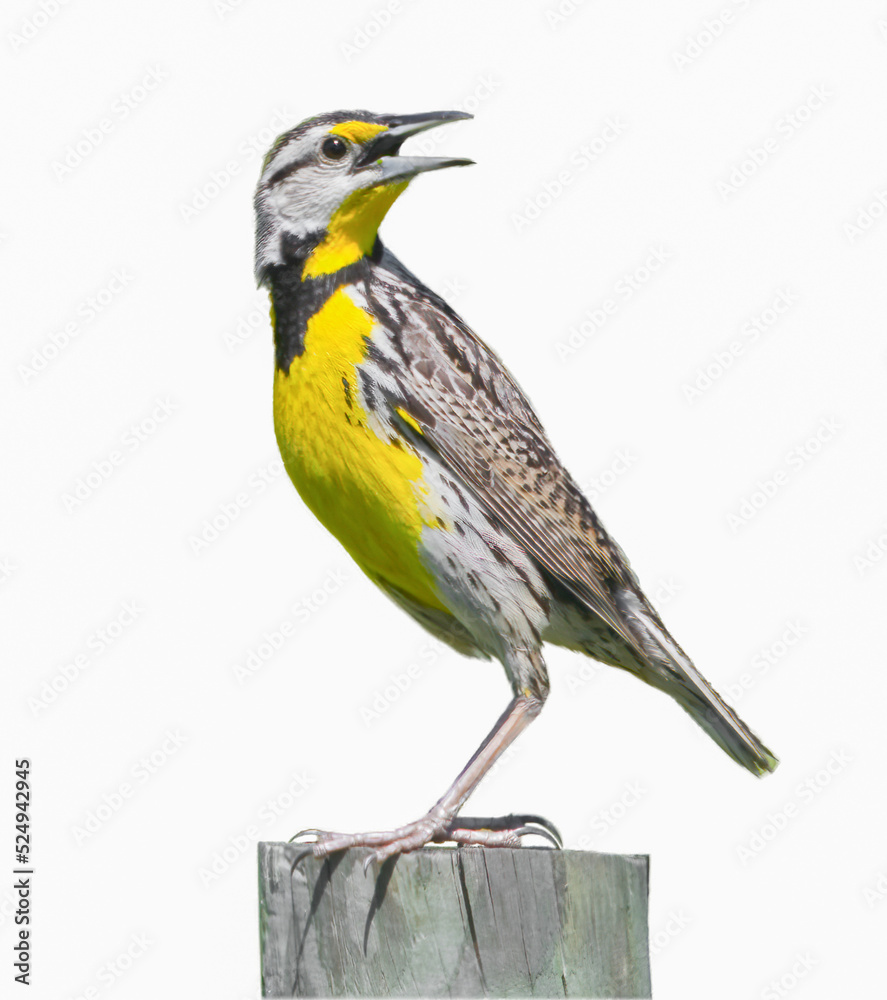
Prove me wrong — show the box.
[259,843,651,998]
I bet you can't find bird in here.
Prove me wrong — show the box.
[253,109,778,865]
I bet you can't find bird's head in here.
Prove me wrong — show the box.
[254,109,473,283]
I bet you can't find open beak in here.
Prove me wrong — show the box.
[357,110,474,182]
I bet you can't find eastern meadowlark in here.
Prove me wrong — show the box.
[253,109,778,864]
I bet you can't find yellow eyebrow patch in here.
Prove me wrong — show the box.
[329,120,388,144]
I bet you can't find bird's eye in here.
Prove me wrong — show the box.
[320,136,348,161]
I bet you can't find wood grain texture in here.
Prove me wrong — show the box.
[259,843,650,998]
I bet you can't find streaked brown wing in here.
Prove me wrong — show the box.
[368,270,647,661]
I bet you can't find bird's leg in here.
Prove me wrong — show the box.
[293,694,554,864]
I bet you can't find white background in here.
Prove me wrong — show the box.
[4,1,887,998]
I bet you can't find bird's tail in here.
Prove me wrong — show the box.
[618,591,779,776]
[650,657,779,776]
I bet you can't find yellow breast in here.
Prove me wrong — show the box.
[273,286,447,612]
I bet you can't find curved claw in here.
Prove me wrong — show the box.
[362,851,378,875]
[289,828,326,844]
[512,814,563,847]
[512,824,561,849]
[289,846,316,872]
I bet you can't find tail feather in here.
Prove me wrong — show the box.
[618,590,779,776]
[654,661,779,776]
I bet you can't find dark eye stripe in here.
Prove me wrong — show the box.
[264,153,314,188]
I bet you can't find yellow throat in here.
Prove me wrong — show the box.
[302,181,409,278]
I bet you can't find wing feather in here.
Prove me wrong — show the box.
[368,259,648,660]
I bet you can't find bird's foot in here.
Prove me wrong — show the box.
[438,813,562,850]
[291,812,560,868]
